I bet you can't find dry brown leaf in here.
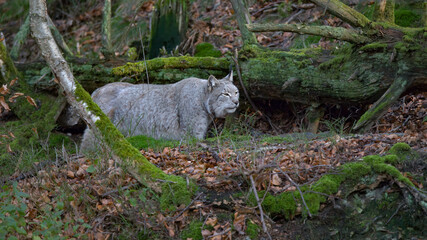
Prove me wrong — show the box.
[201,229,212,238]
[76,167,86,177]
[0,84,9,94]
[67,170,75,179]
[6,144,12,153]
[205,217,218,227]
[9,77,18,86]
[8,132,15,138]
[233,212,246,234]
[272,173,282,186]
[26,96,37,108]
[8,92,24,102]
[0,96,10,111]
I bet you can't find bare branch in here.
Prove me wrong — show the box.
[249,175,271,239]
[247,23,371,44]
[310,0,371,28]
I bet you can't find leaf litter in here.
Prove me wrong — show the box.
[6,92,424,239]
[1,0,426,238]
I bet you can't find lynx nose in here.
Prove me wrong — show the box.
[233,99,239,107]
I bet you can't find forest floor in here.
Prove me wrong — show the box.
[1,0,426,239]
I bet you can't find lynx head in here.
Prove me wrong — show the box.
[206,71,239,118]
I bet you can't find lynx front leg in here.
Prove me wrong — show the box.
[189,116,211,140]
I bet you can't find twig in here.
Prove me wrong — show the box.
[139,26,150,84]
[208,228,231,238]
[101,183,140,197]
[197,142,223,162]
[231,50,280,134]
[277,168,312,218]
[285,9,304,24]
[170,192,202,221]
[249,175,269,236]
[386,203,403,225]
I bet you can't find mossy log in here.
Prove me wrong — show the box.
[110,40,425,106]
[17,40,426,106]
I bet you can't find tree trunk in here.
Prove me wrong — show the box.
[149,0,188,58]
[0,33,20,84]
[29,0,195,210]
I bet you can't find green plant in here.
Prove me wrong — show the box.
[0,182,29,239]
[181,220,203,240]
[194,43,222,57]
[246,220,260,240]
[322,117,349,135]
[126,135,184,151]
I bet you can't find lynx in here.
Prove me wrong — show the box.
[80,72,239,151]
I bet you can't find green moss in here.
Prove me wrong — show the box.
[339,162,372,180]
[363,154,415,187]
[248,191,297,219]
[127,135,181,151]
[363,155,384,165]
[388,142,411,160]
[112,56,229,76]
[181,221,203,240]
[0,39,20,83]
[0,94,67,176]
[260,135,293,144]
[382,154,399,165]
[318,55,349,70]
[48,133,73,150]
[291,35,322,49]
[371,162,414,187]
[246,220,260,240]
[359,43,388,52]
[395,8,421,27]
[126,47,139,61]
[302,192,324,216]
[312,174,344,195]
[194,43,222,57]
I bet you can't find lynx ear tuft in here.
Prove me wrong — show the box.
[225,69,233,82]
[208,75,219,91]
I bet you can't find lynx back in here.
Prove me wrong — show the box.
[80,72,239,151]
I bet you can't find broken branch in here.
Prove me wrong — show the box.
[247,23,371,44]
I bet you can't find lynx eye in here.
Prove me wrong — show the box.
[222,92,231,97]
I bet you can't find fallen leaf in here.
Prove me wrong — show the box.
[233,212,246,234]
[0,96,10,111]
[67,170,75,178]
[272,174,282,186]
[26,96,37,108]
[205,217,218,227]
[9,77,18,86]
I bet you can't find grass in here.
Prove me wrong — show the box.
[126,135,184,151]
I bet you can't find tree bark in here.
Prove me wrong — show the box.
[101,0,113,59]
[230,0,257,45]
[309,0,371,28]
[149,0,188,58]
[247,23,371,44]
[373,0,395,23]
[0,33,19,84]
[29,0,195,208]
